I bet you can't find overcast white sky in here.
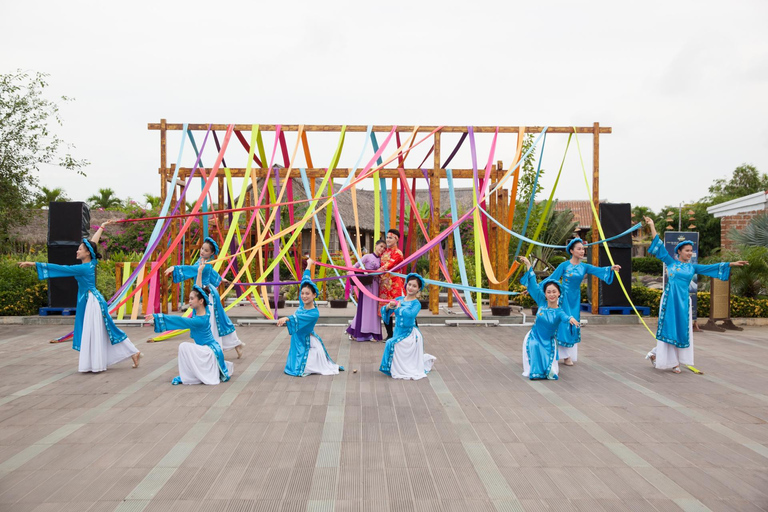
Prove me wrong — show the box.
[2,0,767,212]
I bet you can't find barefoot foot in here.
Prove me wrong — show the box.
[132,352,141,368]
[235,345,243,359]
[563,357,574,366]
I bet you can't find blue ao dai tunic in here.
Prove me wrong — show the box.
[549,261,614,361]
[153,312,232,385]
[379,297,436,380]
[283,271,343,377]
[35,261,138,372]
[520,269,577,380]
[172,263,242,351]
[647,235,730,369]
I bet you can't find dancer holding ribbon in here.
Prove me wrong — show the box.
[642,217,748,373]
[165,237,244,358]
[377,229,405,340]
[379,273,436,380]
[518,256,580,380]
[18,220,141,372]
[147,262,233,385]
[549,238,620,366]
[346,239,386,342]
[277,258,343,377]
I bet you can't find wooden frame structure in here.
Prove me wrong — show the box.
[148,121,611,315]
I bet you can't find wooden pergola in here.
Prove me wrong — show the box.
[148,121,611,315]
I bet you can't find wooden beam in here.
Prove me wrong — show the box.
[167,168,525,180]
[149,123,612,134]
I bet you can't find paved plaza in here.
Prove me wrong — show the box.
[0,321,767,512]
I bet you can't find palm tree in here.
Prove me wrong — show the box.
[729,212,768,248]
[87,188,123,209]
[529,206,578,271]
[32,186,69,208]
[143,194,162,210]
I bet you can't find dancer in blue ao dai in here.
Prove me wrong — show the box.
[642,217,748,373]
[147,263,232,385]
[19,221,140,373]
[549,238,620,365]
[277,259,343,377]
[518,257,580,380]
[165,237,244,358]
[379,273,436,380]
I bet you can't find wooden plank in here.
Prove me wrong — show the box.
[149,123,612,134]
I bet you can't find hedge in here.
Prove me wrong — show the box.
[512,282,768,318]
[0,255,118,316]
[632,256,663,275]
[0,256,49,316]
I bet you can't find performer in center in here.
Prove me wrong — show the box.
[277,258,344,377]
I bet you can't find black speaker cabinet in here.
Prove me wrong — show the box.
[48,202,90,244]
[586,203,632,307]
[46,243,81,307]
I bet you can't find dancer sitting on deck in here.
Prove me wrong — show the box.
[379,273,436,380]
[147,261,232,385]
[277,258,344,377]
[549,237,620,366]
[165,236,244,359]
[518,256,580,381]
[18,220,141,372]
[642,216,748,373]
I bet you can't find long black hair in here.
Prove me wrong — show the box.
[190,285,211,306]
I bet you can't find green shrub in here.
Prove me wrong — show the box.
[629,286,768,318]
[631,285,662,316]
[0,254,49,316]
[633,257,663,275]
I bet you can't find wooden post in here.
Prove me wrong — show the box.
[446,225,454,308]
[489,184,498,307]
[591,122,600,314]
[499,187,510,307]
[159,119,167,204]
[429,132,441,314]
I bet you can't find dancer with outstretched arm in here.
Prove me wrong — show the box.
[549,237,620,366]
[18,220,140,372]
[379,273,436,380]
[277,258,344,377]
[147,261,233,385]
[642,216,747,373]
[165,236,244,358]
[518,256,580,380]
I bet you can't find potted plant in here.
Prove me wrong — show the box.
[267,288,285,309]
[327,279,348,308]
[491,305,512,316]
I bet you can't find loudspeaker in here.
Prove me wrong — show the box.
[48,202,90,244]
[47,244,80,307]
[587,203,632,307]
[47,202,90,308]
[599,203,632,248]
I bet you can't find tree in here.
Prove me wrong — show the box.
[707,164,768,204]
[32,186,70,208]
[730,212,768,249]
[0,70,88,239]
[87,188,123,209]
[143,194,162,210]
